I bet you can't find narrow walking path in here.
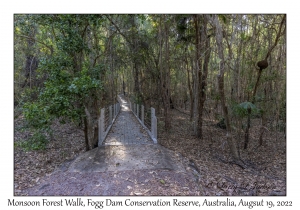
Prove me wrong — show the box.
[103,95,153,146]
[67,96,185,173]
[22,95,199,196]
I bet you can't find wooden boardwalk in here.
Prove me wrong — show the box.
[103,95,154,146]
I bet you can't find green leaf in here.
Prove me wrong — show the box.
[215,57,222,64]
[218,14,227,24]
[239,102,256,110]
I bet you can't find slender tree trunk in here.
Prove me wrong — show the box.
[185,54,194,121]
[232,15,242,102]
[83,116,89,151]
[22,26,38,89]
[159,15,171,130]
[198,15,211,139]
[193,14,202,137]
[164,20,171,130]
[213,15,239,160]
[129,15,142,102]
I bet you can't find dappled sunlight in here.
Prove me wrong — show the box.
[103,94,154,147]
[114,147,127,159]
[121,104,130,112]
[104,136,125,146]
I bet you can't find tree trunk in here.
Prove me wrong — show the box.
[232,15,242,101]
[244,14,286,149]
[185,54,194,121]
[159,15,171,130]
[198,15,211,139]
[83,116,90,151]
[22,26,38,89]
[213,15,239,160]
[193,15,202,137]
[83,98,100,150]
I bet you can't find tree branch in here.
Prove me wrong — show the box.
[265,15,286,60]
[17,34,53,55]
[104,15,132,46]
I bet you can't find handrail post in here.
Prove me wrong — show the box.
[137,104,139,119]
[141,105,144,124]
[151,107,157,140]
[109,105,112,125]
[98,108,105,145]
[153,116,157,140]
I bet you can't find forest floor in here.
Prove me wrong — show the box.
[157,108,286,196]
[14,107,286,196]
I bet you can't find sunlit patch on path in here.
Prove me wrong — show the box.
[103,95,153,146]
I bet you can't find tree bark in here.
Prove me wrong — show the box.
[193,15,202,137]
[159,15,171,130]
[198,15,211,139]
[21,26,39,89]
[185,53,194,121]
[213,15,239,160]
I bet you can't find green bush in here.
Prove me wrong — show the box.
[231,101,260,118]
[16,131,48,151]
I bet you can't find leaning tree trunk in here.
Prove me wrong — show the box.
[244,14,286,149]
[83,96,100,151]
[213,15,239,160]
[83,108,98,151]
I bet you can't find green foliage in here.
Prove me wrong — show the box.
[23,102,52,129]
[240,32,251,41]
[21,14,104,132]
[57,31,87,53]
[239,101,256,110]
[16,131,48,151]
[19,87,40,105]
[25,58,103,127]
[131,94,142,104]
[231,101,260,118]
[211,93,221,101]
[218,14,227,24]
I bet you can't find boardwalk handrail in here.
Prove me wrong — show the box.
[98,96,121,145]
[128,99,157,144]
